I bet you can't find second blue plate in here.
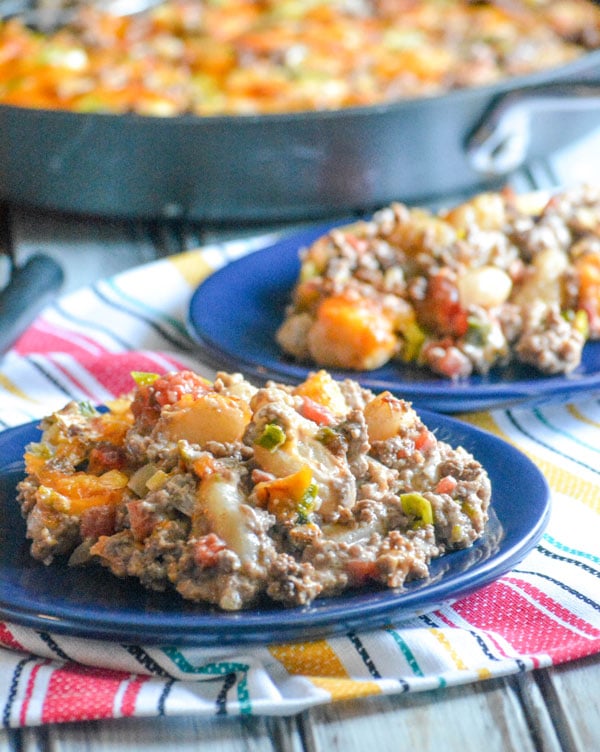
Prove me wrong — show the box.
[188,227,600,412]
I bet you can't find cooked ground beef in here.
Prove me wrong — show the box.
[17,369,491,610]
[277,184,600,379]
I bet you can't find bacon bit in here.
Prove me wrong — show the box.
[152,371,211,406]
[80,505,116,539]
[193,533,227,568]
[346,559,378,586]
[127,499,159,542]
[435,475,457,495]
[299,396,336,426]
[87,443,128,474]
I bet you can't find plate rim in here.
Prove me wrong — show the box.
[187,229,600,412]
[0,413,550,646]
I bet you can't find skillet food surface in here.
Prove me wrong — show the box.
[2,0,600,116]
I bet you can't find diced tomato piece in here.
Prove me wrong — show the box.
[131,370,210,430]
[346,559,378,586]
[151,371,211,407]
[299,396,336,426]
[80,505,117,539]
[418,272,469,337]
[435,475,457,495]
[127,499,159,542]
[415,428,436,453]
[193,533,227,568]
[87,443,128,474]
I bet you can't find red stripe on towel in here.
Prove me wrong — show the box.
[452,581,599,664]
[42,664,131,724]
[0,623,25,652]
[120,675,150,717]
[15,323,108,360]
[20,660,48,726]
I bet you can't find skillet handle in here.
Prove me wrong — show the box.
[0,254,64,354]
[466,82,600,175]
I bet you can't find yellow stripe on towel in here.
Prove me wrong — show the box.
[269,641,350,678]
[429,629,492,680]
[308,676,382,701]
[167,250,217,288]
[461,412,600,514]
[567,403,600,430]
[0,373,39,403]
[269,642,383,700]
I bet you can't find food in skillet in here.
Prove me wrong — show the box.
[276,184,600,379]
[17,369,490,610]
[1,0,600,115]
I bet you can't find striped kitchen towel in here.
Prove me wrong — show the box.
[0,243,598,727]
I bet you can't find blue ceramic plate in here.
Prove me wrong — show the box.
[187,227,600,412]
[0,414,549,646]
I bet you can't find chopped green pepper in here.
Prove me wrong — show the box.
[297,483,318,524]
[146,469,170,492]
[128,463,159,496]
[465,317,491,347]
[78,400,98,417]
[563,309,589,339]
[400,320,426,362]
[316,426,338,445]
[256,423,286,451]
[461,500,476,520]
[400,492,433,527]
[573,309,590,338]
